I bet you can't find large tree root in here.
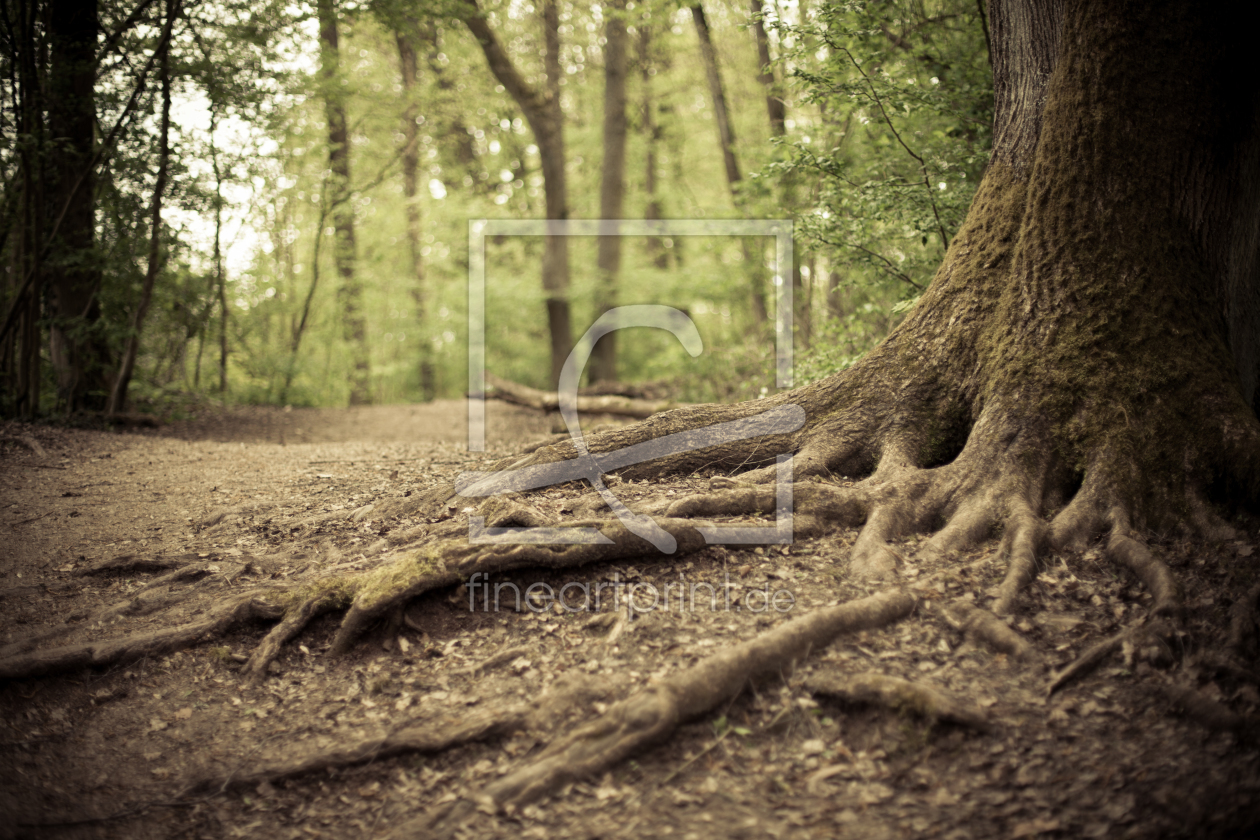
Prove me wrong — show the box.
[0,594,287,680]
[404,588,915,839]
[192,673,614,792]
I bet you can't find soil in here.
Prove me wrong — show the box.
[2,401,1259,839]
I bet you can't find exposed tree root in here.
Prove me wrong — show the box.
[193,674,613,792]
[1048,619,1176,696]
[991,505,1047,615]
[0,433,47,458]
[404,588,915,839]
[941,599,1038,663]
[242,592,342,683]
[804,670,992,731]
[1228,582,1260,659]
[1107,511,1181,618]
[1159,682,1251,737]
[0,593,287,680]
[74,554,201,576]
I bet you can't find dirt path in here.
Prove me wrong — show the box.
[2,403,1259,839]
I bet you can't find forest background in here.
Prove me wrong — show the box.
[0,0,992,418]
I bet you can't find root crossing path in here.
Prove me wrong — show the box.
[1,402,1259,839]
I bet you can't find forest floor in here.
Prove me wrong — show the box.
[2,401,1260,839]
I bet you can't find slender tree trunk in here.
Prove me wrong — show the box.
[9,0,43,418]
[638,25,668,270]
[317,0,371,405]
[210,112,228,395]
[396,24,437,401]
[691,2,767,325]
[461,0,572,388]
[799,255,813,348]
[590,0,628,384]
[108,0,175,415]
[827,267,844,320]
[749,0,784,137]
[47,0,108,412]
[690,3,740,188]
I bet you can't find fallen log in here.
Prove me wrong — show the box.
[481,373,689,420]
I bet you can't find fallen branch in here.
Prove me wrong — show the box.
[482,373,689,420]
[1048,620,1174,695]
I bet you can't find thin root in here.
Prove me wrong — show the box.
[941,599,1038,663]
[805,670,992,731]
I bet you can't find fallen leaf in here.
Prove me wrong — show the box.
[174,707,193,720]
[801,738,826,755]
[1011,818,1060,837]
[805,764,848,793]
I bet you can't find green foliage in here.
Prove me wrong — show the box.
[768,0,992,383]
[1,0,994,416]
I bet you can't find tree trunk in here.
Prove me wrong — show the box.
[317,0,371,406]
[690,4,739,187]
[638,25,669,270]
[396,24,437,401]
[108,0,175,416]
[749,0,784,137]
[4,0,44,418]
[589,0,628,384]
[210,111,228,395]
[47,0,109,412]
[461,0,572,389]
[691,3,767,326]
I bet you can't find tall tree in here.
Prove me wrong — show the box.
[210,108,228,394]
[460,0,572,388]
[691,1,767,325]
[637,23,669,270]
[395,19,437,401]
[108,0,177,415]
[589,0,628,384]
[749,0,784,137]
[46,0,109,411]
[316,0,371,405]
